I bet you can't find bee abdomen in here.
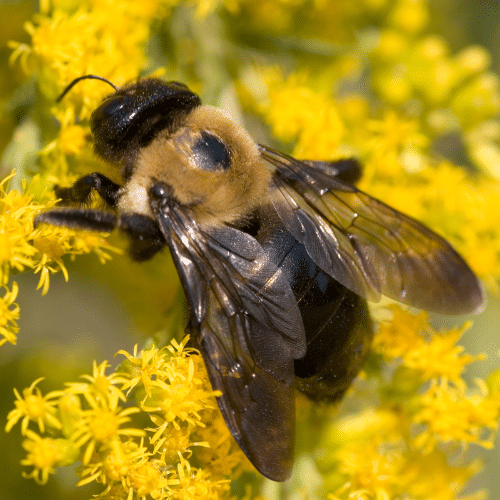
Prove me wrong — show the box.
[259,223,373,402]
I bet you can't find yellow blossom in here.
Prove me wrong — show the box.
[0,282,20,346]
[6,378,63,434]
[59,124,87,155]
[374,308,484,383]
[414,379,500,452]
[451,73,500,130]
[322,415,488,500]
[77,437,150,487]
[117,343,177,398]
[0,171,119,303]
[261,69,345,159]
[65,359,128,407]
[194,409,250,478]
[9,1,156,114]
[21,430,78,484]
[72,397,144,465]
[58,393,82,438]
[174,455,231,500]
[374,29,410,63]
[127,458,176,499]
[388,0,429,34]
[373,308,428,358]
[138,341,220,428]
[367,110,429,160]
[6,337,239,498]
[149,419,204,457]
[455,45,491,78]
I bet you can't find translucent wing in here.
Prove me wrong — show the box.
[260,145,485,315]
[152,197,306,481]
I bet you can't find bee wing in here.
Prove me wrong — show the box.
[260,145,485,315]
[153,200,306,481]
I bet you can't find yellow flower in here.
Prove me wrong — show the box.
[58,393,82,438]
[77,437,150,487]
[261,69,345,159]
[0,282,20,346]
[414,379,500,452]
[455,45,491,78]
[10,1,155,111]
[334,439,403,492]
[127,458,177,499]
[117,342,180,398]
[194,409,251,478]
[375,307,484,383]
[65,359,128,407]
[174,455,231,500]
[138,341,220,428]
[6,336,238,497]
[373,307,428,359]
[0,173,48,285]
[451,73,500,130]
[31,222,119,295]
[149,420,205,457]
[321,408,489,500]
[21,430,79,484]
[72,396,144,465]
[388,0,429,34]
[6,378,63,434]
[367,110,428,160]
[0,171,119,302]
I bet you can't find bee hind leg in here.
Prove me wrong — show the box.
[34,208,117,232]
[34,209,165,261]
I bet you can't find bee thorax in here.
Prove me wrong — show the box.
[117,178,153,217]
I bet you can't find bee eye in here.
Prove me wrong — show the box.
[191,131,231,172]
[90,95,128,133]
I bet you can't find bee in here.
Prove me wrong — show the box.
[35,75,485,482]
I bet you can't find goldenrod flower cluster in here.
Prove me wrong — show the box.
[1,0,500,499]
[0,171,117,346]
[6,338,246,499]
[321,308,500,499]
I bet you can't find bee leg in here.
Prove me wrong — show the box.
[55,173,121,207]
[302,158,362,184]
[117,214,166,261]
[34,208,117,232]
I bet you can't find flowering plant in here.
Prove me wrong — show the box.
[2,1,500,499]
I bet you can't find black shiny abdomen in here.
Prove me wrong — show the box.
[259,224,373,403]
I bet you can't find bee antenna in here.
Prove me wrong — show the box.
[57,75,119,102]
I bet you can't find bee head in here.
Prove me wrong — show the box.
[90,79,201,167]
[57,75,201,171]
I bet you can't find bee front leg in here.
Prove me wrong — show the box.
[55,173,121,207]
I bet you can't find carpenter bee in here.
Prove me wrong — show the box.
[35,76,485,482]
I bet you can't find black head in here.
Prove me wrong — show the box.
[89,79,201,168]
